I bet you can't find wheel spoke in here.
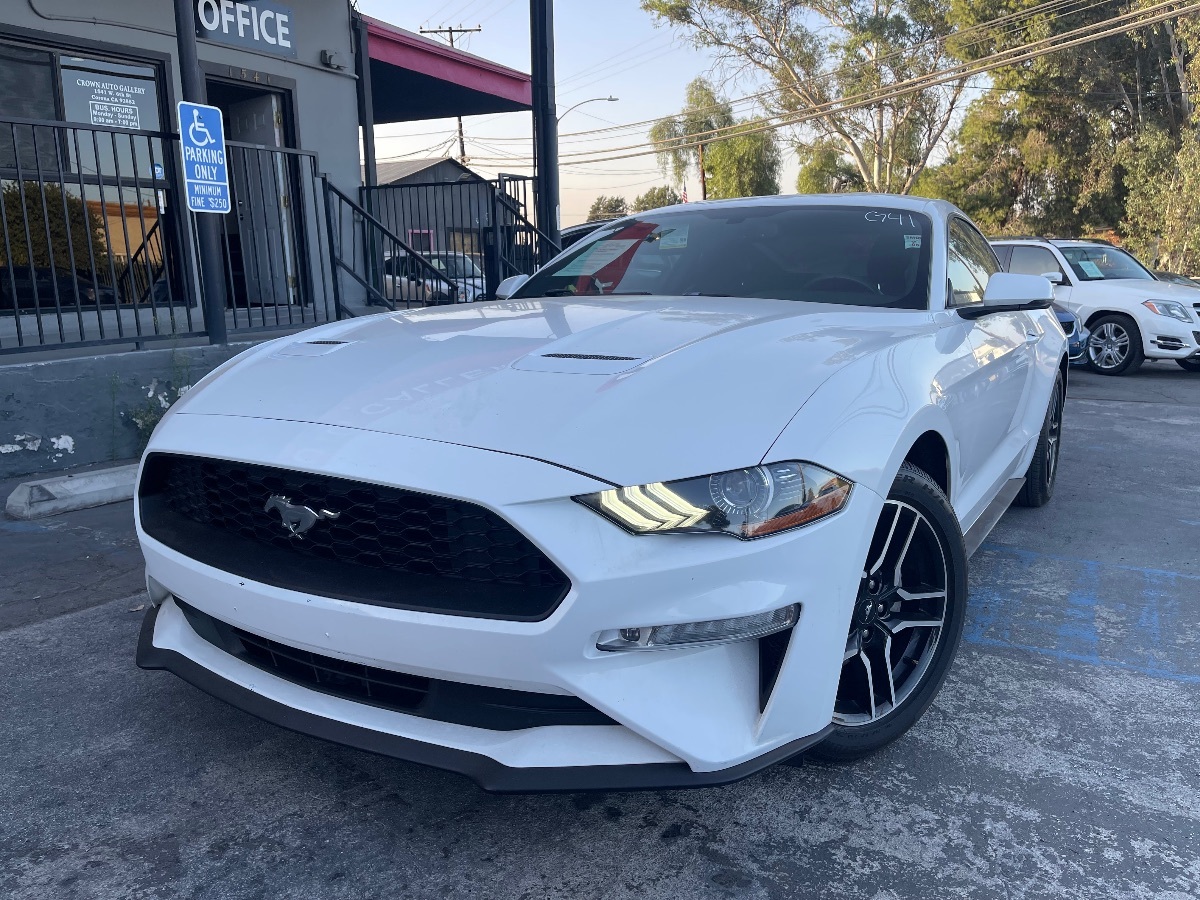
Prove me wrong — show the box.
[858,650,876,720]
[883,612,944,633]
[892,513,920,585]
[844,630,862,664]
[868,503,901,576]
[894,588,946,603]
[876,626,897,710]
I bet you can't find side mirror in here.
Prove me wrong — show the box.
[960,272,1054,319]
[1040,271,1067,286]
[495,274,530,301]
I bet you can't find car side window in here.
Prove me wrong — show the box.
[947,218,999,307]
[1009,245,1065,281]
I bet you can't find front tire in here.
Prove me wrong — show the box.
[1086,314,1144,375]
[1015,369,1064,508]
[809,463,967,762]
[1177,358,1200,373]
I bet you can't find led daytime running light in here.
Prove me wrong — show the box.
[577,462,852,540]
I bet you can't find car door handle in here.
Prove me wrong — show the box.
[1025,331,1041,344]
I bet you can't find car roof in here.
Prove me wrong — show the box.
[565,194,969,241]
[990,237,1116,249]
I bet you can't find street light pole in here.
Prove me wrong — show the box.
[557,96,618,124]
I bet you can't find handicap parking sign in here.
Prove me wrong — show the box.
[178,101,231,214]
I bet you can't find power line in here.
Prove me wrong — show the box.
[420,24,484,164]
[557,0,1199,166]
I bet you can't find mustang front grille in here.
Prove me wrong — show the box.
[177,601,613,730]
[138,453,571,620]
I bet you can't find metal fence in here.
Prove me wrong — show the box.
[324,180,461,314]
[205,141,336,335]
[361,173,558,303]
[1,118,338,355]
[0,116,198,353]
[0,118,551,358]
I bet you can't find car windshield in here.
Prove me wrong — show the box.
[514,204,934,309]
[430,255,481,279]
[1058,245,1154,282]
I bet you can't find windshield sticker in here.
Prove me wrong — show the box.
[904,235,922,249]
[1079,260,1103,278]
[555,239,639,276]
[658,226,689,250]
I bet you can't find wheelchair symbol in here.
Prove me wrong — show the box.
[187,109,215,147]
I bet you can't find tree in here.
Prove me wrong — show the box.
[586,195,629,221]
[920,3,1197,236]
[649,77,780,199]
[632,185,682,212]
[643,1,967,194]
[1,181,110,272]
[796,138,863,193]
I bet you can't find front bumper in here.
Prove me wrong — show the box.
[137,600,833,792]
[1142,324,1200,359]
[135,414,878,790]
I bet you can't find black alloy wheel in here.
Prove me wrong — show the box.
[1016,369,1065,508]
[810,463,967,762]
[1177,358,1200,373]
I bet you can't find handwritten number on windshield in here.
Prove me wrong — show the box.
[864,211,917,227]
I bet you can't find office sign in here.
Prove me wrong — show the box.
[195,1,296,58]
[178,102,231,214]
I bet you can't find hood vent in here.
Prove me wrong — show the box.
[541,352,641,361]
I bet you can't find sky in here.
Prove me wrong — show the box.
[355,0,801,226]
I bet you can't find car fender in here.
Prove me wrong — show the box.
[762,334,962,515]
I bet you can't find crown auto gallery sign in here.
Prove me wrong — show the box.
[195,1,296,58]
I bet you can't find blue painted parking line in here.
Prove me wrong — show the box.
[965,543,1200,684]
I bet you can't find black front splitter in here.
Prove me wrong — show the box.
[135,603,833,793]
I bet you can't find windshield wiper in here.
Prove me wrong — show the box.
[682,291,731,297]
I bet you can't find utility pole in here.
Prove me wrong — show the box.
[172,0,227,344]
[530,0,560,249]
[420,25,482,164]
[697,142,707,201]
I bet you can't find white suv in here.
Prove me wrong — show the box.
[992,239,1200,375]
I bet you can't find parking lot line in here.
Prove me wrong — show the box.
[967,543,1199,684]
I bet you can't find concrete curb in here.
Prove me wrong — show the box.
[5,464,138,520]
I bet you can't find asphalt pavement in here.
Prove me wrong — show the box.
[2,361,1198,900]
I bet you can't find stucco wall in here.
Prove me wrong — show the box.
[0,342,261,478]
[3,0,361,195]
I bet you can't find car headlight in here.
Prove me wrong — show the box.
[575,461,852,540]
[1143,299,1193,323]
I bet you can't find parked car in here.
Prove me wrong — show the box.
[1053,304,1089,363]
[992,238,1200,374]
[136,195,1067,791]
[382,250,482,305]
[559,218,618,250]
[1154,270,1200,288]
[0,266,119,311]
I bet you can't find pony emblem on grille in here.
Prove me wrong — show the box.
[263,494,340,538]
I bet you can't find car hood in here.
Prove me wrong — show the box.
[176,296,926,486]
[1098,279,1200,301]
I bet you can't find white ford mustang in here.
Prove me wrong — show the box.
[135,195,1068,792]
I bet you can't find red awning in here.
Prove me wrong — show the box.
[364,16,532,124]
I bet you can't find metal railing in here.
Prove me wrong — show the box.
[361,173,560,302]
[323,181,460,315]
[204,141,337,335]
[1,116,197,353]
